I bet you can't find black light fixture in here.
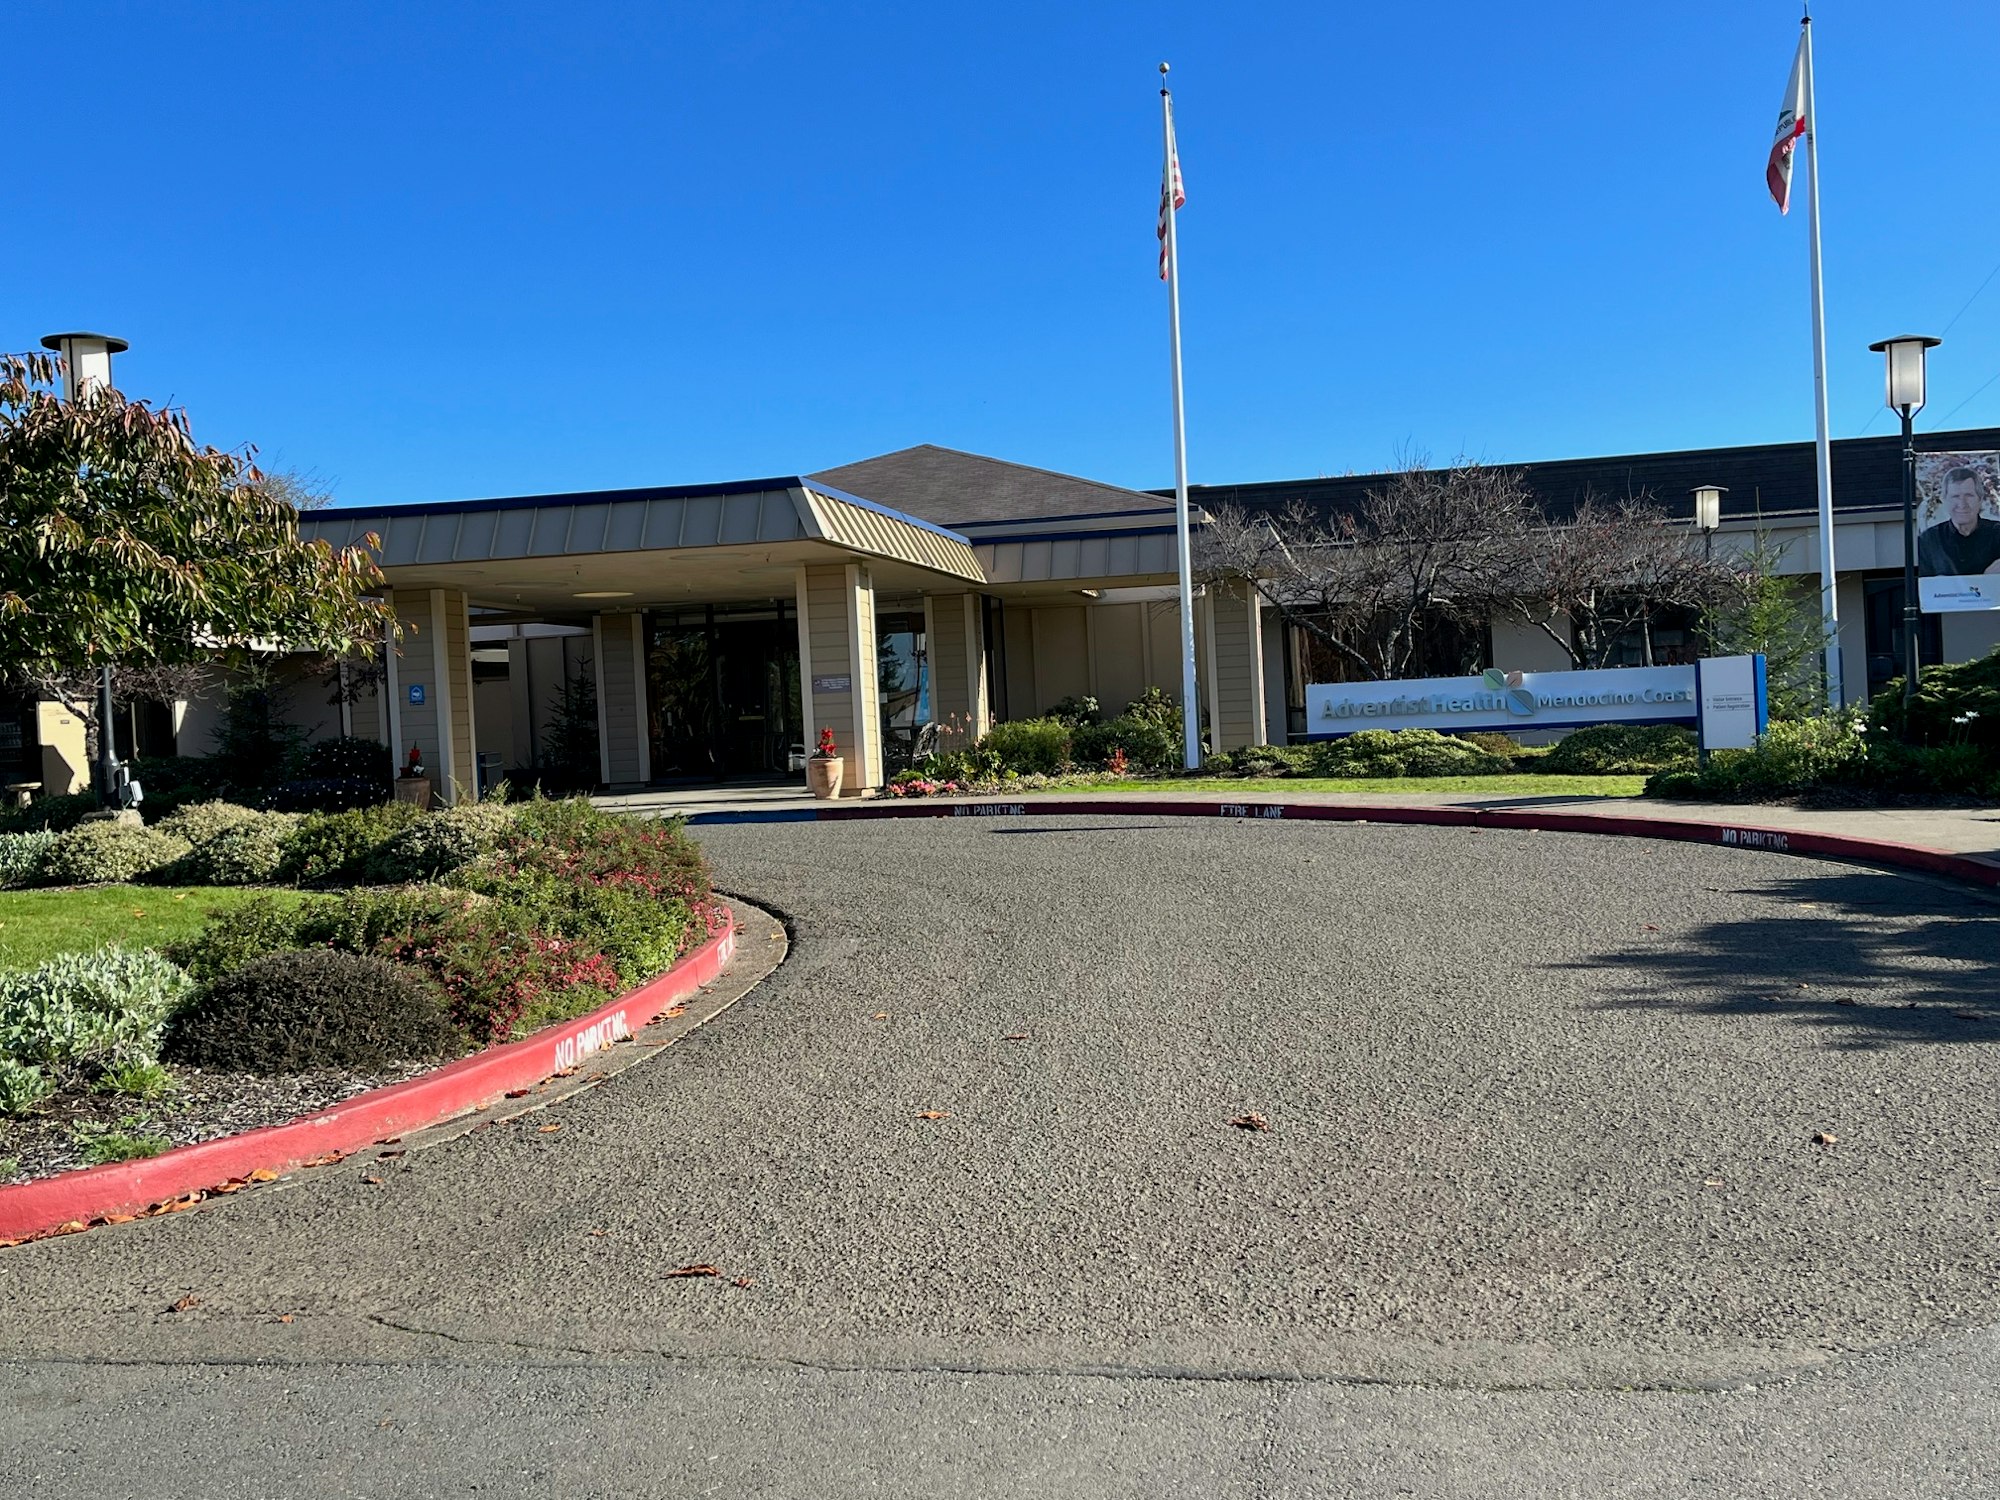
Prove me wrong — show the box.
[1867,334,1941,706]
[1691,485,1726,560]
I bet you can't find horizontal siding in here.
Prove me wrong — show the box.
[595,614,644,784]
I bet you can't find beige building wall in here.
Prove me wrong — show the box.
[35,702,88,795]
[1490,615,1574,673]
[1088,603,1148,717]
[1028,606,1090,708]
[797,562,884,793]
[384,587,478,803]
[592,612,650,789]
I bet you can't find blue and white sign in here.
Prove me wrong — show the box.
[1306,664,1698,736]
[407,683,427,706]
[1696,654,1768,751]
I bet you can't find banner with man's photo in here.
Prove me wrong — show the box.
[1916,451,2000,612]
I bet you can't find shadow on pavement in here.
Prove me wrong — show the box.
[1569,868,2000,1051]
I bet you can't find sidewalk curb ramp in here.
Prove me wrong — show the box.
[0,919,738,1246]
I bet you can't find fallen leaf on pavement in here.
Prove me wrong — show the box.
[361,1176,383,1186]
[169,1295,200,1312]
[505,1089,531,1099]
[1002,1033,1029,1041]
[663,1004,687,1018]
[248,1168,280,1183]
[377,1149,405,1159]
[274,1314,295,1324]
[733,1277,755,1289]
[1640,924,1660,932]
[1812,1131,1838,1146]
[305,1151,347,1168]
[873,1012,891,1020]
[916,1110,950,1120]
[667,1264,722,1278]
[537,1123,562,1134]
[1229,1113,1272,1132]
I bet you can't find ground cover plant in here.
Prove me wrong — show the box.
[0,788,722,1184]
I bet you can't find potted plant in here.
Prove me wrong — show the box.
[806,727,843,799]
[394,743,433,810]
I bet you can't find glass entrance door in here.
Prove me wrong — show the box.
[646,604,801,781]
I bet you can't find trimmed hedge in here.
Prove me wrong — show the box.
[1307,729,1509,779]
[1543,724,1696,776]
[39,822,191,886]
[163,949,459,1075]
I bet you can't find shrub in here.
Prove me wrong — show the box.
[0,830,58,888]
[1306,728,1508,779]
[977,718,1073,775]
[1074,712,1181,771]
[95,1059,177,1099]
[0,947,196,1077]
[0,1059,55,1116]
[38,821,192,886]
[1862,647,2000,754]
[1123,686,1182,732]
[263,775,391,813]
[0,790,101,836]
[1644,713,1868,801]
[364,800,519,882]
[1543,724,1698,776]
[163,948,460,1075]
[167,893,333,983]
[156,799,266,848]
[281,801,424,885]
[1457,731,1525,758]
[174,814,300,885]
[1046,695,1103,726]
[302,736,395,784]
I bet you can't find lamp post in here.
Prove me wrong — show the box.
[1867,334,1941,708]
[1691,485,1726,562]
[39,332,132,808]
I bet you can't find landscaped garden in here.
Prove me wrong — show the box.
[0,767,722,1185]
[885,688,1686,800]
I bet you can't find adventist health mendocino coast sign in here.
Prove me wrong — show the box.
[1307,665,1700,736]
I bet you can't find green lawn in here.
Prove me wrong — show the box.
[1044,773,1650,798]
[0,886,303,971]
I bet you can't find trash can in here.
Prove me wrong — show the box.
[476,751,506,797]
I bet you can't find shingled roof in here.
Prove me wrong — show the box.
[1168,427,2000,526]
[812,444,1174,529]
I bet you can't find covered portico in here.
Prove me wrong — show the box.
[305,478,990,801]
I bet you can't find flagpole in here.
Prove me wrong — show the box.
[1161,63,1200,769]
[1801,9,1844,710]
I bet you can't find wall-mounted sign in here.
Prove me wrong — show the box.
[811,674,852,693]
[1305,664,1698,736]
[407,683,427,706]
[1916,450,2000,612]
[1697,654,1768,751]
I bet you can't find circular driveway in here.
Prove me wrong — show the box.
[3,816,1996,1388]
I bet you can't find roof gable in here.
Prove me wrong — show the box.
[810,444,1174,528]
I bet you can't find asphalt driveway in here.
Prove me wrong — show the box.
[4,816,1997,1496]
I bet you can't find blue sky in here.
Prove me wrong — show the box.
[12,2,2000,505]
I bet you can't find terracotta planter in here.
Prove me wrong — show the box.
[806,756,844,799]
[394,776,434,810]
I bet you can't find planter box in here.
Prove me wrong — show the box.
[806,757,844,799]
[393,776,433,810]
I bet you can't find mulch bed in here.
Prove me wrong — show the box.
[0,1063,429,1185]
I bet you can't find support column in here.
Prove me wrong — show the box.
[592,612,651,789]
[1208,582,1267,751]
[797,562,883,794]
[920,591,990,741]
[384,587,477,803]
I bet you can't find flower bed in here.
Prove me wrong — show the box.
[0,796,723,1184]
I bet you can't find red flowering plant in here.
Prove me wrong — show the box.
[813,727,838,760]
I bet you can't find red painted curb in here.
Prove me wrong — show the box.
[819,796,2000,889]
[0,918,738,1245]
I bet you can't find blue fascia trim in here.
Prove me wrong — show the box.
[802,482,975,545]
[316,474,814,523]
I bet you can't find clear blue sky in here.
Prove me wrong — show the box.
[13,2,2000,506]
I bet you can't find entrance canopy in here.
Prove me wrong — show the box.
[304,476,985,612]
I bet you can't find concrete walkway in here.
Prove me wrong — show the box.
[598,781,2000,868]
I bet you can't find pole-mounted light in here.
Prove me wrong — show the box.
[1868,333,1942,707]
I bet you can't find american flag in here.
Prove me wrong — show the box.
[1767,31,1808,213]
[1158,95,1185,280]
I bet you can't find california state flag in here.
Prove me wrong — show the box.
[1767,31,1808,213]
